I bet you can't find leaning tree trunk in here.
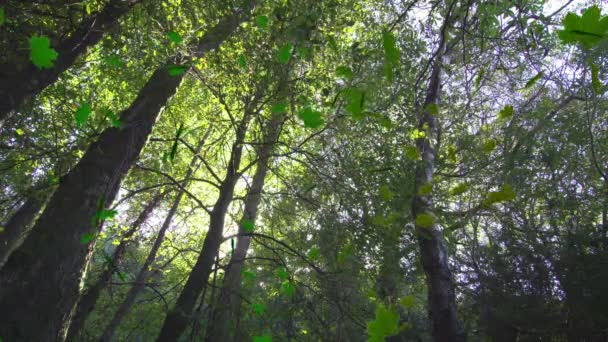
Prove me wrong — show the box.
[99,137,207,342]
[0,0,139,125]
[156,109,254,342]
[66,191,165,341]
[205,104,283,342]
[0,187,51,268]
[0,13,245,341]
[410,11,465,342]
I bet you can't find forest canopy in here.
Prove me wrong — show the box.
[0,0,607,341]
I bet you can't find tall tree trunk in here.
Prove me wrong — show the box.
[99,139,205,342]
[411,11,465,342]
[0,188,51,268]
[0,0,139,125]
[0,13,245,341]
[205,111,282,342]
[66,190,165,341]
[156,109,254,342]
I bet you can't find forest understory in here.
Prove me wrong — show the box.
[0,0,607,341]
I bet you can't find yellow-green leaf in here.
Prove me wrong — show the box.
[418,183,433,195]
[415,213,434,228]
[449,183,469,196]
[483,184,516,205]
[498,105,514,120]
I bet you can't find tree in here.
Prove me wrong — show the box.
[206,101,284,342]
[66,190,165,341]
[0,0,140,125]
[408,4,465,341]
[156,79,260,341]
[1,1,607,341]
[0,8,248,341]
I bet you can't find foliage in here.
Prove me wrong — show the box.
[1,0,607,341]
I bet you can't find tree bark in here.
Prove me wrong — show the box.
[65,191,165,341]
[0,188,51,268]
[99,139,205,342]
[205,113,282,342]
[0,12,244,341]
[156,108,254,342]
[411,11,465,342]
[0,0,140,125]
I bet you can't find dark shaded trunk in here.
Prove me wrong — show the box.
[0,64,184,342]
[0,0,139,125]
[156,110,253,342]
[66,191,165,341]
[410,12,464,342]
[0,12,243,340]
[99,138,205,342]
[0,189,51,268]
[205,114,282,342]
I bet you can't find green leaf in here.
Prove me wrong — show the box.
[379,184,393,201]
[418,183,433,195]
[367,304,399,341]
[29,35,58,69]
[97,209,118,221]
[253,335,272,342]
[281,281,295,296]
[167,64,188,76]
[166,31,182,44]
[415,213,434,228]
[399,296,415,308]
[379,116,392,129]
[449,183,469,196]
[251,303,266,315]
[80,232,96,244]
[327,35,339,54]
[337,244,353,265]
[498,105,514,120]
[74,102,92,127]
[277,43,293,64]
[47,174,59,186]
[307,246,320,260]
[382,30,400,81]
[336,65,353,80]
[237,55,247,69]
[404,146,420,160]
[296,46,313,60]
[0,7,5,25]
[15,128,24,136]
[242,218,255,233]
[425,103,439,115]
[298,107,324,128]
[105,110,122,128]
[276,267,289,280]
[105,55,123,68]
[558,6,608,49]
[524,71,544,89]
[591,62,601,94]
[296,46,312,60]
[482,139,496,153]
[483,184,516,205]
[271,102,287,114]
[255,15,269,29]
[242,269,256,280]
[475,69,485,88]
[344,87,365,119]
